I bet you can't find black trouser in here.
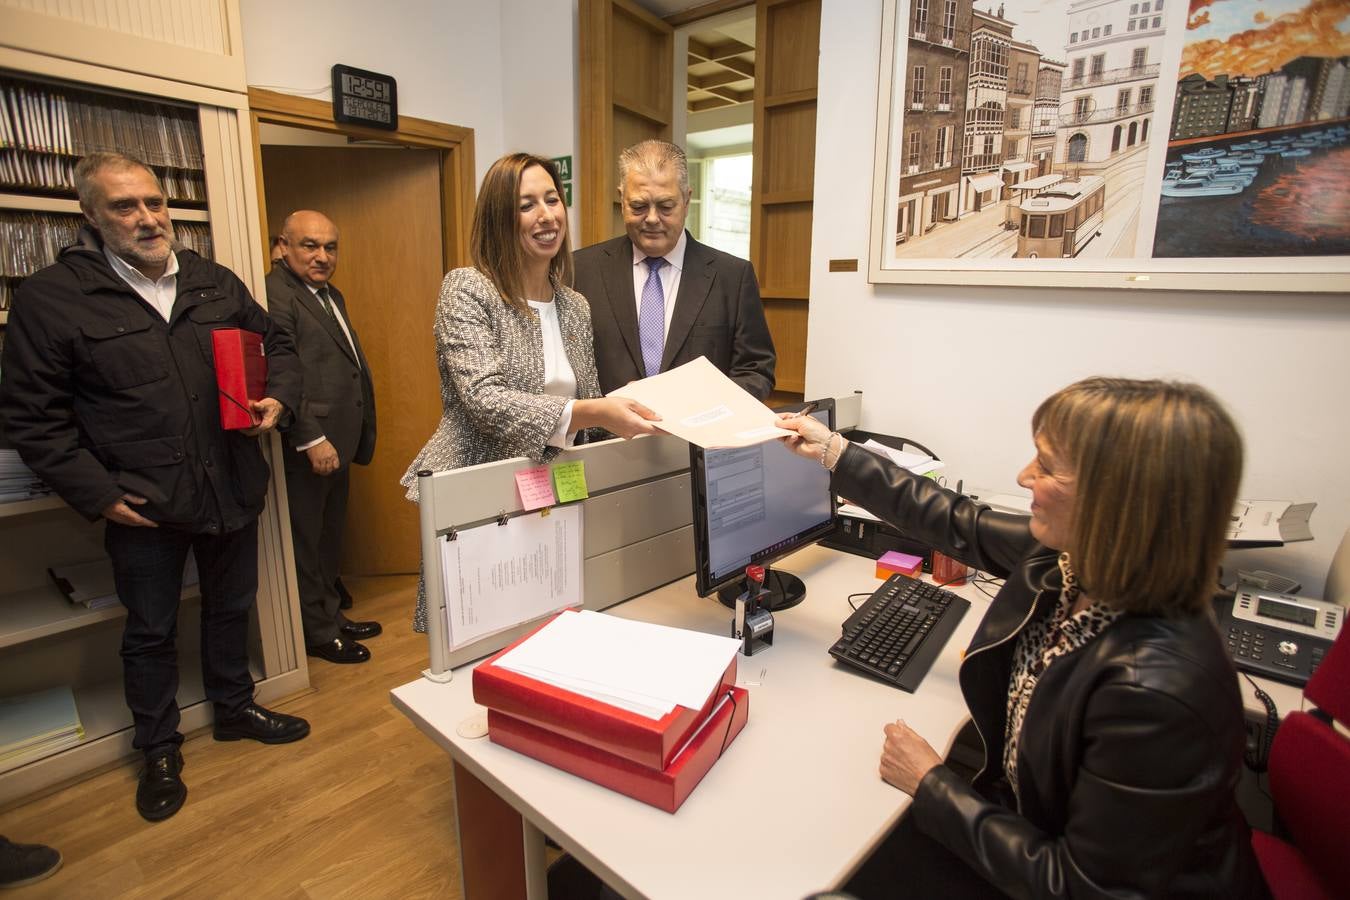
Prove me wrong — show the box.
[105,520,257,756]
[283,454,349,645]
[845,809,1011,899]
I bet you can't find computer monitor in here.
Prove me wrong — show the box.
[690,399,837,611]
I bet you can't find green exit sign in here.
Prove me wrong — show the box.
[551,155,572,180]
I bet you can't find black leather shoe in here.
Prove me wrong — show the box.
[306,635,371,664]
[339,619,382,640]
[136,749,186,822]
[213,703,310,744]
[336,577,354,610]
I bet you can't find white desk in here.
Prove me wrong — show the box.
[391,544,1307,900]
[392,545,991,900]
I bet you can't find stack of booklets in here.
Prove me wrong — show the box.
[0,448,52,504]
[0,686,84,774]
[48,552,199,611]
[473,609,749,813]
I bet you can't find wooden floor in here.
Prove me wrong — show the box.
[1,575,466,899]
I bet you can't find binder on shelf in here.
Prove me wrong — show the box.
[487,686,749,813]
[0,686,84,773]
[473,620,739,771]
[211,329,267,430]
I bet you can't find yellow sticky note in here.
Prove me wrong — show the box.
[552,460,589,502]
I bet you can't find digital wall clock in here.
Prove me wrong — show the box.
[331,64,398,130]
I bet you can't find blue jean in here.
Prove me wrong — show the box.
[104,520,258,755]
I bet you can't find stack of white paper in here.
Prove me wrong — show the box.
[0,449,52,504]
[857,439,945,476]
[493,610,742,720]
[0,686,84,773]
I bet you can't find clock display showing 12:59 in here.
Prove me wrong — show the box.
[330,64,398,131]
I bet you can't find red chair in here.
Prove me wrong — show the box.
[1251,624,1350,899]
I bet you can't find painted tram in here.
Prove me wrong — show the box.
[1014,175,1106,259]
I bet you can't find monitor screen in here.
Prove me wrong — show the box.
[690,399,836,609]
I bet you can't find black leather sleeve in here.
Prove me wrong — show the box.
[830,442,1035,578]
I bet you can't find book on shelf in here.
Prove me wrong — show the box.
[1,73,206,201]
[0,448,53,504]
[0,686,84,773]
[47,552,199,610]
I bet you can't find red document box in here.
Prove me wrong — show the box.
[211,329,267,430]
[488,686,749,813]
[473,612,738,770]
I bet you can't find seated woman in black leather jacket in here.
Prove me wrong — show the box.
[778,377,1269,900]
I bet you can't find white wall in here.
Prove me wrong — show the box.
[499,0,581,239]
[810,0,1350,593]
[240,0,581,236]
[239,0,507,184]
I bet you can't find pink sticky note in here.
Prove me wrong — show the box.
[514,466,556,511]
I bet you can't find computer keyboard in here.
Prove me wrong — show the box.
[829,573,970,692]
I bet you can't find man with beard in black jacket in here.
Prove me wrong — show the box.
[0,152,310,823]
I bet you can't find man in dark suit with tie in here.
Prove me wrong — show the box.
[267,210,380,664]
[573,140,775,401]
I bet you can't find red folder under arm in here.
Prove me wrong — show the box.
[211,328,267,430]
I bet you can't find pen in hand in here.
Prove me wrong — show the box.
[794,401,820,418]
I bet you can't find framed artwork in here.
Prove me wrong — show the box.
[868,0,1350,291]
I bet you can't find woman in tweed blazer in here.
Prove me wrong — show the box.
[401,153,660,631]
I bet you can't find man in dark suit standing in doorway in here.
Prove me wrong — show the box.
[573,140,776,401]
[267,210,380,664]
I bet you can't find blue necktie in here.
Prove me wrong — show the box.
[638,256,667,378]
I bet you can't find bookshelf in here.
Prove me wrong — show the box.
[0,5,310,807]
[0,581,202,651]
[0,495,64,518]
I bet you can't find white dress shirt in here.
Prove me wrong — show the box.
[529,298,582,448]
[629,230,687,344]
[104,245,179,321]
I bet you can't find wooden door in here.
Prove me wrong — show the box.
[261,146,444,575]
[750,0,820,397]
[579,0,675,245]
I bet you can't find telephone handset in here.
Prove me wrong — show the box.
[1214,588,1342,687]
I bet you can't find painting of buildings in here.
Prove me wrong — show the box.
[1151,0,1350,257]
[887,0,1171,260]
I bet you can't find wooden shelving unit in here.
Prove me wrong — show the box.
[0,581,202,650]
[0,192,210,221]
[0,495,64,518]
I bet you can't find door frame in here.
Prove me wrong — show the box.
[246,87,475,273]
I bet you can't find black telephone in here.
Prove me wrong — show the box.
[1213,588,1342,687]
